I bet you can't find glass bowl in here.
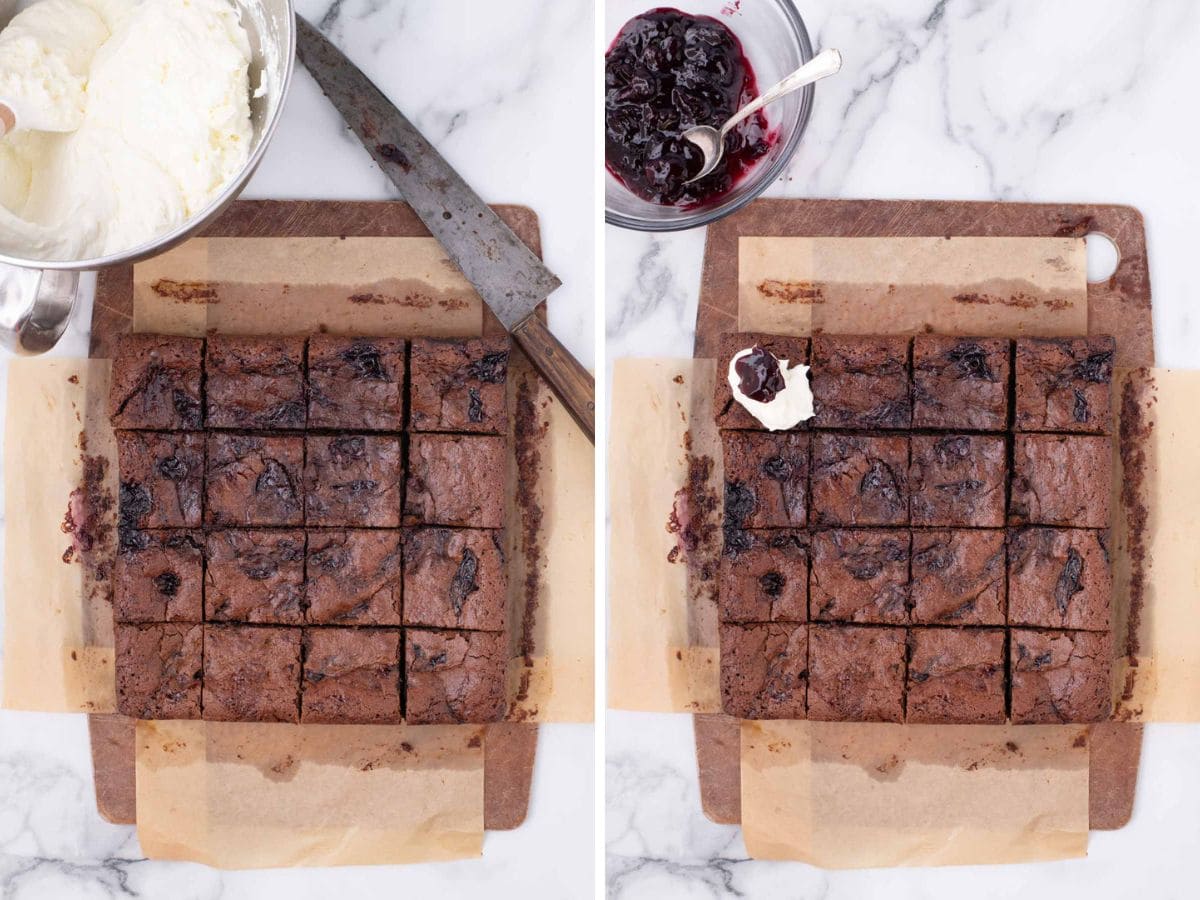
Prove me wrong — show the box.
[604,0,814,232]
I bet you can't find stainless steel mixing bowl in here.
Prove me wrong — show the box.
[0,0,296,354]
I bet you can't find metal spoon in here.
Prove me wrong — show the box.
[683,48,843,184]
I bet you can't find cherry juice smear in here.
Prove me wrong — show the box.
[605,7,776,207]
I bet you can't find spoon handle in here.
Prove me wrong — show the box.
[721,48,843,138]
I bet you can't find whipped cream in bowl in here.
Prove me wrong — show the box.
[0,0,295,353]
[727,344,815,431]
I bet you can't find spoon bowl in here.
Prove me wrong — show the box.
[683,47,842,184]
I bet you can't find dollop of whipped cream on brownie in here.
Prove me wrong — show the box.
[727,345,814,431]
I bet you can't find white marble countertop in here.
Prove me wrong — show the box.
[606,0,1200,896]
[0,1,594,896]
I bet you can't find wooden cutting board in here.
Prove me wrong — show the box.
[691,199,1151,832]
[89,200,543,831]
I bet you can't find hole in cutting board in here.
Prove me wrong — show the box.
[1085,233,1120,283]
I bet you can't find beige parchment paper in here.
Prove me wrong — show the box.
[2,358,116,713]
[738,236,1087,337]
[1111,368,1200,722]
[136,721,484,868]
[741,721,1089,867]
[608,358,720,714]
[3,234,593,867]
[608,233,1200,866]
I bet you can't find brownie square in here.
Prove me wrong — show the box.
[405,434,507,528]
[305,435,403,527]
[307,336,407,431]
[405,629,507,724]
[1010,629,1111,723]
[718,531,807,623]
[810,335,911,429]
[714,332,811,430]
[206,433,304,527]
[1008,528,1111,631]
[409,338,511,434]
[911,336,1010,431]
[301,628,403,724]
[403,528,507,631]
[1015,337,1115,433]
[719,622,808,719]
[306,530,402,625]
[205,336,306,430]
[721,431,809,529]
[810,433,909,526]
[909,434,1006,527]
[113,530,203,623]
[810,529,909,624]
[205,530,305,624]
[114,623,203,719]
[1010,434,1111,528]
[117,431,204,529]
[906,628,1006,724]
[808,625,906,722]
[108,334,203,430]
[910,530,1005,625]
[203,625,302,722]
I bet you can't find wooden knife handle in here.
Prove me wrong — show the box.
[511,314,595,444]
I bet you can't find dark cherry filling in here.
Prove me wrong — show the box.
[735,345,784,402]
[605,7,776,207]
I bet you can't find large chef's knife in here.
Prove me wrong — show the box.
[296,17,595,442]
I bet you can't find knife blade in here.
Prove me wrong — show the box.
[296,16,594,442]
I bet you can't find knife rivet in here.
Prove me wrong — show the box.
[443,211,452,220]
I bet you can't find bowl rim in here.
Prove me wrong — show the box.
[0,0,298,272]
[604,0,815,232]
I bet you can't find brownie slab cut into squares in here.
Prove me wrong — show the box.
[204,625,303,723]
[205,336,306,430]
[808,624,906,722]
[911,336,1011,431]
[114,530,204,623]
[810,335,911,429]
[1010,433,1112,528]
[719,622,808,719]
[205,530,306,625]
[206,433,304,527]
[721,431,809,530]
[306,530,403,626]
[1010,629,1111,723]
[301,628,403,724]
[906,628,1007,724]
[117,431,204,530]
[810,433,909,527]
[810,529,909,624]
[409,338,511,434]
[1008,528,1112,631]
[403,528,507,631]
[108,334,204,431]
[1015,336,1115,433]
[404,434,507,528]
[307,336,407,431]
[910,530,1005,626]
[305,434,403,527]
[718,531,808,624]
[909,434,1007,527]
[115,623,203,720]
[405,629,507,724]
[713,332,811,430]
